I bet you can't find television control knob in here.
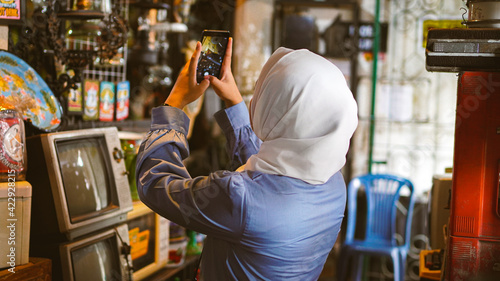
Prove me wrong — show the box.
[113,147,124,162]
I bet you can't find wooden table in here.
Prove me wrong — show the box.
[0,257,51,281]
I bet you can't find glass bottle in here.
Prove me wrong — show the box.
[122,140,139,201]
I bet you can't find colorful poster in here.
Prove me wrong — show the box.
[128,227,150,260]
[116,80,130,121]
[99,81,115,122]
[67,82,83,114]
[0,0,22,23]
[83,80,100,121]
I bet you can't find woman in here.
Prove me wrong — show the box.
[136,38,358,280]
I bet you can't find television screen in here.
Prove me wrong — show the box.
[57,137,116,221]
[71,235,122,281]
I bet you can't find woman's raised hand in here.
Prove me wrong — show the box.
[165,41,210,109]
[208,38,243,108]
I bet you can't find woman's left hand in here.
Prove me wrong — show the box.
[165,41,210,109]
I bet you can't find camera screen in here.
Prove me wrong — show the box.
[196,35,229,83]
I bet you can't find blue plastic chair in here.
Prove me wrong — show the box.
[337,174,416,281]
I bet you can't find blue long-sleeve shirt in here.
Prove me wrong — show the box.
[136,101,347,280]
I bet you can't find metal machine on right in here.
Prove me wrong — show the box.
[425,1,500,280]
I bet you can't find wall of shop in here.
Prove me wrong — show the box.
[0,1,468,280]
[0,0,462,196]
[231,0,462,197]
[351,0,461,196]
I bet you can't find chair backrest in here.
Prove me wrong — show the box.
[345,174,415,248]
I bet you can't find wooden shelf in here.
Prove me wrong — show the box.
[0,257,52,281]
[60,119,152,133]
[276,0,357,7]
[144,255,200,281]
[57,10,105,20]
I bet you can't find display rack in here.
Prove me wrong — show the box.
[77,0,129,83]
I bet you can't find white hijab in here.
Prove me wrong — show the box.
[244,47,358,184]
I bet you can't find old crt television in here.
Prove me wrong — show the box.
[127,201,170,280]
[26,127,133,241]
[59,224,132,281]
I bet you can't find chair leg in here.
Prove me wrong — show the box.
[337,247,349,281]
[352,254,364,281]
[399,251,407,281]
[337,249,366,281]
[391,250,402,281]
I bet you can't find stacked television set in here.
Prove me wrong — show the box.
[26,127,134,281]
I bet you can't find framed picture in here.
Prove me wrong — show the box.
[0,0,26,25]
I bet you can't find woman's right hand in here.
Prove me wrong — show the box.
[208,37,243,108]
[166,41,210,109]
